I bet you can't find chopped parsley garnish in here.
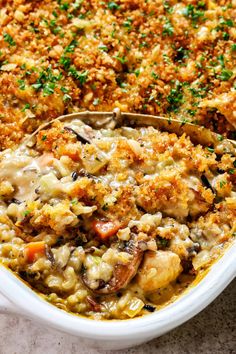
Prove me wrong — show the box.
[151,72,159,80]
[59,2,69,11]
[222,32,229,40]
[217,54,225,68]
[187,109,197,116]
[174,47,190,62]
[31,66,62,95]
[43,82,55,96]
[217,134,224,141]
[231,44,236,51]
[114,55,127,64]
[63,93,71,102]
[49,19,62,35]
[60,86,69,93]
[134,69,140,77]
[18,79,26,90]
[219,180,226,188]
[71,198,78,205]
[68,67,88,85]
[123,18,132,31]
[65,39,78,53]
[219,17,234,27]
[23,210,31,217]
[182,4,204,27]
[107,1,120,11]
[206,147,214,153]
[167,81,184,112]
[21,103,30,112]
[163,1,173,13]
[162,19,174,36]
[98,45,108,52]
[32,83,42,90]
[139,41,149,48]
[218,69,233,81]
[3,33,16,46]
[59,55,71,70]
[41,135,47,141]
[189,86,207,98]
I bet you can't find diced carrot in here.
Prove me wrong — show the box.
[24,241,46,263]
[92,220,120,240]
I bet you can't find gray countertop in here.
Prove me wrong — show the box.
[0,279,235,354]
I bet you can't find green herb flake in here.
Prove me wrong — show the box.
[60,86,69,93]
[63,93,71,102]
[163,1,173,13]
[219,17,234,27]
[59,2,69,11]
[222,32,229,40]
[167,81,184,112]
[158,237,169,247]
[107,1,120,11]
[71,198,78,205]
[206,147,214,153]
[65,39,78,53]
[21,103,30,112]
[43,82,55,96]
[151,71,159,80]
[219,180,226,188]
[59,55,71,70]
[98,45,108,52]
[32,83,42,90]
[218,69,233,81]
[3,33,16,46]
[231,44,236,51]
[123,18,132,31]
[162,19,174,36]
[23,210,31,217]
[182,4,204,27]
[41,135,47,141]
[68,67,88,85]
[114,55,127,64]
[18,79,26,90]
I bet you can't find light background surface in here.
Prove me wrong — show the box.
[0,279,235,354]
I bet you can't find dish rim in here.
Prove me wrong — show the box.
[0,241,235,340]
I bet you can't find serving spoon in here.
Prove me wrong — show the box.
[24,108,236,151]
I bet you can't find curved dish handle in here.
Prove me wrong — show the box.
[0,292,18,314]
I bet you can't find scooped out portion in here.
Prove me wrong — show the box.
[0,119,235,320]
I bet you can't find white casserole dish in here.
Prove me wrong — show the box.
[0,241,235,350]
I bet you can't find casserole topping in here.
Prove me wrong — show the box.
[0,120,235,319]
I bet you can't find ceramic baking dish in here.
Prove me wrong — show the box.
[0,241,235,350]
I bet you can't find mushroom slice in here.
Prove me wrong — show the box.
[82,240,143,295]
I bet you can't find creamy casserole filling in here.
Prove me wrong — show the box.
[0,0,236,149]
[0,120,235,319]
